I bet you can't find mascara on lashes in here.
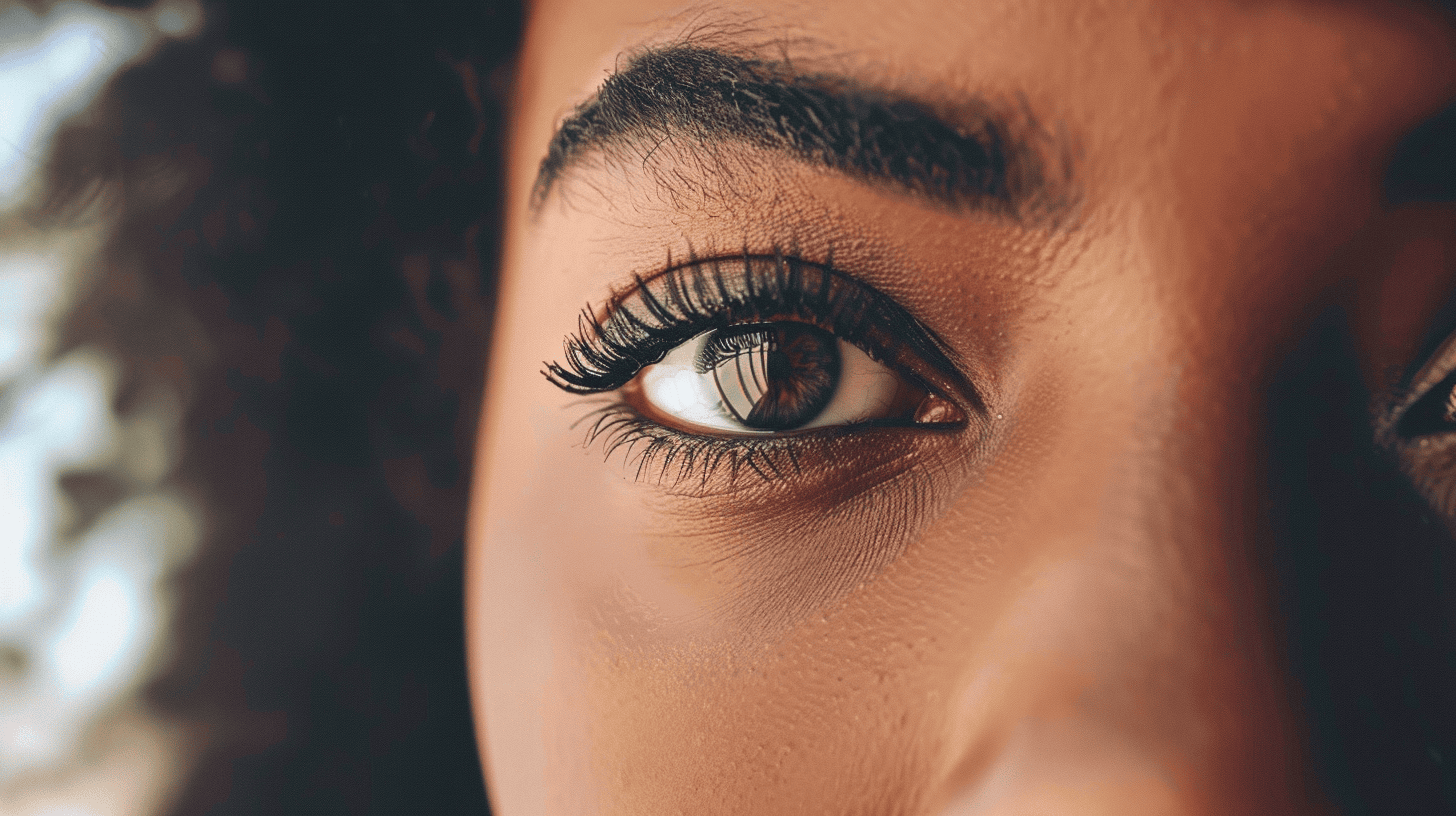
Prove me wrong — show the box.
[543,251,972,403]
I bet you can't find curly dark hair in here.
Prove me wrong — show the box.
[33,1,1456,814]
[40,0,521,812]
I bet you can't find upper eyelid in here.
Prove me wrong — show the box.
[1397,293,1456,396]
[545,251,977,403]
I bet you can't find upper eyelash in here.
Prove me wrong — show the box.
[542,249,966,397]
[1379,329,1456,446]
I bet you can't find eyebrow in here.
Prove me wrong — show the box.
[532,44,1071,222]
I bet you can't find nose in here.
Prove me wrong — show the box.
[1111,356,1330,815]
[933,300,1341,814]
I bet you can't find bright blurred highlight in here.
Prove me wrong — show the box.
[0,0,205,811]
[0,2,148,210]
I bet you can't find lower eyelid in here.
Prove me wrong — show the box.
[574,396,799,485]
[573,392,869,487]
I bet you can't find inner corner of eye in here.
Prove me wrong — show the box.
[825,342,966,429]
[911,391,966,425]
[1396,369,1456,440]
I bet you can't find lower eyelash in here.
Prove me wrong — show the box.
[573,398,807,486]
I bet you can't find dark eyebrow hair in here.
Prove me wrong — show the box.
[532,44,1072,222]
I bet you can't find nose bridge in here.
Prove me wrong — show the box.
[1095,325,1328,813]
[939,315,1331,815]
[1132,339,1270,612]
[936,345,1329,815]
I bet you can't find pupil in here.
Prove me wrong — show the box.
[704,324,841,431]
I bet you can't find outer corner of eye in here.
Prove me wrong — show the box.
[1392,371,1456,442]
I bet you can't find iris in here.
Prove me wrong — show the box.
[700,324,842,431]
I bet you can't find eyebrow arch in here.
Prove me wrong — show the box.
[532,44,1072,222]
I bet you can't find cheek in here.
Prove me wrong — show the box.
[467,259,1119,812]
[556,400,1113,814]
[469,361,975,813]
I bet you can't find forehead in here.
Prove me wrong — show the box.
[518,0,1454,177]
[514,0,1455,320]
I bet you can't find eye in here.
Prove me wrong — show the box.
[1389,329,1456,443]
[545,252,975,480]
[1396,365,1456,440]
[1383,330,1456,521]
[634,322,934,435]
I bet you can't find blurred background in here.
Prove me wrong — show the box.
[0,0,520,813]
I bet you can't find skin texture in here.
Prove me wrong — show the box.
[468,1,1456,813]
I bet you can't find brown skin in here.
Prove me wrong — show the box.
[468,1,1456,813]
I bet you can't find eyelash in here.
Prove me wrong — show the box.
[544,249,967,484]
[571,398,820,486]
[1382,327,1456,517]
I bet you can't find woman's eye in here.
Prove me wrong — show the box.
[1382,329,1456,523]
[634,322,933,434]
[1397,367,1456,439]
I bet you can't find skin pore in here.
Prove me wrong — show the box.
[467,1,1456,813]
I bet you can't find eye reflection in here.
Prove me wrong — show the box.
[636,322,917,434]
[705,324,839,429]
